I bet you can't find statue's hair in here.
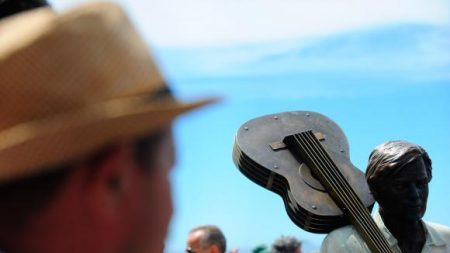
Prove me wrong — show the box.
[271,235,301,253]
[189,225,226,253]
[366,140,432,188]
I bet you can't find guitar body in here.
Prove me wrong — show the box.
[233,111,374,233]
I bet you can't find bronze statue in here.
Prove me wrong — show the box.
[233,111,389,251]
[233,112,450,252]
[321,141,450,253]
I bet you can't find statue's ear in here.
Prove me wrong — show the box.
[370,187,383,203]
[369,182,379,202]
[370,189,380,203]
[367,181,381,202]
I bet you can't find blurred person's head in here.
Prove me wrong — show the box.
[0,2,212,253]
[366,140,432,221]
[271,236,301,253]
[187,225,227,253]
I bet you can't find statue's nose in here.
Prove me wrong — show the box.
[405,184,423,204]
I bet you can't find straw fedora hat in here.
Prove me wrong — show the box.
[0,2,214,183]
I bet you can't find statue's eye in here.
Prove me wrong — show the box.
[392,183,406,191]
[416,179,428,188]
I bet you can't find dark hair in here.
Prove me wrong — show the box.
[0,0,50,20]
[271,235,301,253]
[0,130,167,245]
[366,140,432,189]
[190,225,227,253]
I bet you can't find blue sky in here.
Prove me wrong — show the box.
[158,25,450,252]
[55,1,450,252]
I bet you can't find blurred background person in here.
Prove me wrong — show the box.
[271,236,302,253]
[187,225,227,253]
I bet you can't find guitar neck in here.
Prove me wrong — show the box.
[283,131,393,253]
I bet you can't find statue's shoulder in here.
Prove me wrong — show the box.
[425,221,450,237]
[321,225,368,253]
[326,225,358,239]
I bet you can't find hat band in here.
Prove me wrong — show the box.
[146,85,173,102]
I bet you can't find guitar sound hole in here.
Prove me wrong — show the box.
[299,163,327,192]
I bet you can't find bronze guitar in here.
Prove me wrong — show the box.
[233,111,394,253]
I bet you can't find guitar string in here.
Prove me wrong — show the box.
[300,132,391,253]
[293,135,387,253]
[294,133,391,253]
[301,132,392,253]
[295,133,388,253]
[303,130,386,237]
[292,134,384,252]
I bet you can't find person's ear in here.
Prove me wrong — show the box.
[83,142,136,225]
[210,244,221,253]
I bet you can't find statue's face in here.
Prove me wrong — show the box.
[374,158,429,221]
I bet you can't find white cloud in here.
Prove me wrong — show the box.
[54,0,450,47]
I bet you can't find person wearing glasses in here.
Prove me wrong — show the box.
[186,225,227,253]
[0,1,213,253]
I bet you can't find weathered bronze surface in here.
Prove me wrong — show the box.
[233,111,374,233]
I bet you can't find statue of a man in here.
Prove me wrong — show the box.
[321,141,450,253]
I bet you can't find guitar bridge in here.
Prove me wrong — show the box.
[270,132,325,151]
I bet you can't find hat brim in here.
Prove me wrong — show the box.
[0,95,215,183]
